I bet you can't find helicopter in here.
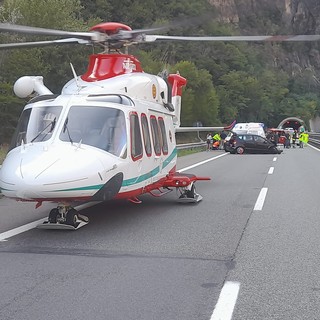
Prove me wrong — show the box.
[0,21,318,230]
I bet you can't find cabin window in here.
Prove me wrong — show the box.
[9,105,62,151]
[141,113,152,157]
[150,116,161,156]
[59,106,127,158]
[130,112,143,161]
[158,117,168,155]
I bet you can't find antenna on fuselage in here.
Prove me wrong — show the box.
[70,62,80,88]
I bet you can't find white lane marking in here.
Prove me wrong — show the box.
[308,144,320,152]
[210,281,240,320]
[254,187,268,211]
[0,218,47,241]
[179,153,229,172]
[0,153,227,240]
[268,167,274,174]
[273,157,277,162]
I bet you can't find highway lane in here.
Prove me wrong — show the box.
[0,198,53,234]
[229,145,320,320]
[0,146,319,319]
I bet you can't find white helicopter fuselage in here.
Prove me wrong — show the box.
[0,21,220,227]
[0,68,179,203]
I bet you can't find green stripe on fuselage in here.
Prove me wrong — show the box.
[120,148,177,187]
[52,148,177,192]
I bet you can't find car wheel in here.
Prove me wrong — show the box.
[236,146,245,154]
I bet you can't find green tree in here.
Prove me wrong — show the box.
[0,82,24,143]
[172,61,219,126]
[0,0,88,142]
[217,70,252,122]
[0,0,88,88]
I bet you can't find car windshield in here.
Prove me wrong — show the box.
[59,106,127,157]
[9,105,62,151]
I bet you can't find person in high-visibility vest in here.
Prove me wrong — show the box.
[299,132,309,148]
[212,133,221,150]
[213,133,221,142]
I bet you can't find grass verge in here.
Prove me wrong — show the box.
[0,146,8,165]
[177,147,205,157]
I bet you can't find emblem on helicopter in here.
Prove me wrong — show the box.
[122,58,136,73]
[152,84,157,99]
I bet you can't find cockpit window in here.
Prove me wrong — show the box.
[59,106,127,157]
[9,105,62,151]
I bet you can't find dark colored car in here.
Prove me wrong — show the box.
[224,133,283,154]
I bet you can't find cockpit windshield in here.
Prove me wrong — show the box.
[9,106,62,151]
[59,106,127,158]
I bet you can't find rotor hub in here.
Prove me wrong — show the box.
[90,22,132,35]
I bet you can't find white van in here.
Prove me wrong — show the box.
[224,122,266,143]
[232,122,266,137]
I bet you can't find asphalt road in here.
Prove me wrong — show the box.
[0,145,319,320]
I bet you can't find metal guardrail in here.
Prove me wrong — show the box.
[176,141,206,150]
[307,133,320,148]
[177,133,320,150]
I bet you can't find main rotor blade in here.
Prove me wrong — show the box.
[144,34,320,42]
[0,38,89,49]
[0,23,95,40]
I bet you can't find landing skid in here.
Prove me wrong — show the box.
[37,220,88,230]
[177,193,203,203]
[177,182,203,203]
[37,204,89,230]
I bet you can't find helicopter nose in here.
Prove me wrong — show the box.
[0,145,118,200]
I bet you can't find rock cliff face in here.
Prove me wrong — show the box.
[209,0,320,80]
[290,0,320,33]
[209,0,320,33]
[208,0,239,23]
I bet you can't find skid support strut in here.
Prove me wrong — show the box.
[177,182,203,203]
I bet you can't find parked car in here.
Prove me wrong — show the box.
[224,132,283,154]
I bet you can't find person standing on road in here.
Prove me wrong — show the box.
[292,130,297,148]
[299,132,309,148]
[206,133,212,151]
[299,132,304,148]
[284,132,291,148]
